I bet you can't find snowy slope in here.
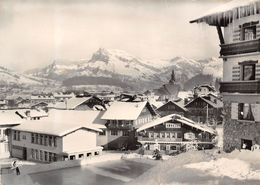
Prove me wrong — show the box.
[0,66,56,86]
[26,48,223,90]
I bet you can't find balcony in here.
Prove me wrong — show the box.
[137,136,182,143]
[107,123,133,130]
[219,80,260,93]
[220,38,260,57]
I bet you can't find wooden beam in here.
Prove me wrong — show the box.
[216,25,225,45]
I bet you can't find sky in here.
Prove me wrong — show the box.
[0,0,229,72]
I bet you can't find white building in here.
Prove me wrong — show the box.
[0,111,23,159]
[10,110,105,162]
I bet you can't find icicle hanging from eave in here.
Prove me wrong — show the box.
[192,1,260,26]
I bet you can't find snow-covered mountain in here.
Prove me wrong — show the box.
[0,66,57,87]
[26,48,223,90]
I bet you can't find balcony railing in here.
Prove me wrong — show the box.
[220,38,260,56]
[219,80,260,93]
[107,124,133,130]
[137,136,182,142]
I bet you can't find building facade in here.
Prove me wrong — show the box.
[191,1,260,151]
[136,114,216,154]
[99,101,158,150]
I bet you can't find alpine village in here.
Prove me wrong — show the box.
[1,0,260,185]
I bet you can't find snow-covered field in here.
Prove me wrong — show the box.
[125,149,260,185]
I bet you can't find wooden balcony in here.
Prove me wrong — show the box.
[220,38,260,57]
[107,123,133,130]
[137,136,183,143]
[219,80,260,93]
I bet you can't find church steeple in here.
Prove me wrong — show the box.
[169,69,176,84]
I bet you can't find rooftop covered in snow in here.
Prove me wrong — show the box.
[12,110,105,136]
[101,101,156,120]
[190,0,260,26]
[137,114,216,135]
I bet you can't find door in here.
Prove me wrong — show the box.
[241,139,252,150]
[23,147,27,160]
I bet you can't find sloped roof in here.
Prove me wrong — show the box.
[101,101,155,120]
[12,110,105,136]
[137,114,216,135]
[30,109,48,118]
[185,97,223,109]
[157,100,188,112]
[190,0,260,26]
[55,97,92,110]
[0,111,23,126]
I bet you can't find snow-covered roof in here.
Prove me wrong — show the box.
[54,97,92,110]
[185,96,223,109]
[12,110,105,136]
[29,109,48,118]
[149,101,164,109]
[157,100,188,112]
[0,111,23,126]
[137,114,216,135]
[101,101,154,120]
[190,0,260,26]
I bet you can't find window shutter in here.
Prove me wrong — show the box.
[253,104,260,122]
[233,27,241,42]
[166,145,170,151]
[231,102,238,120]
[256,64,260,80]
[232,66,240,81]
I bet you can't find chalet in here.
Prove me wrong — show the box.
[31,102,49,110]
[30,94,55,105]
[156,100,188,117]
[190,0,260,151]
[54,96,105,111]
[99,101,158,150]
[185,96,223,125]
[53,92,75,102]
[136,114,216,155]
[193,84,216,98]
[10,110,105,162]
[0,111,23,159]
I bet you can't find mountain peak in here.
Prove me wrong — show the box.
[89,48,110,63]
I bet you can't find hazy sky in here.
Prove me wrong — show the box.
[0,0,228,72]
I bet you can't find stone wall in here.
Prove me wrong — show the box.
[223,101,260,152]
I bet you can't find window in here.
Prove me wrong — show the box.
[242,64,255,80]
[13,131,17,140]
[31,149,35,159]
[171,145,177,150]
[177,133,182,138]
[49,136,52,146]
[31,133,35,143]
[35,134,39,144]
[54,137,57,147]
[44,151,48,161]
[40,135,43,145]
[40,150,43,161]
[111,130,118,136]
[35,150,39,160]
[242,26,256,41]
[122,130,129,136]
[22,135,26,140]
[79,154,84,159]
[238,103,254,121]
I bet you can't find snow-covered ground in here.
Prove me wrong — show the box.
[125,149,260,185]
